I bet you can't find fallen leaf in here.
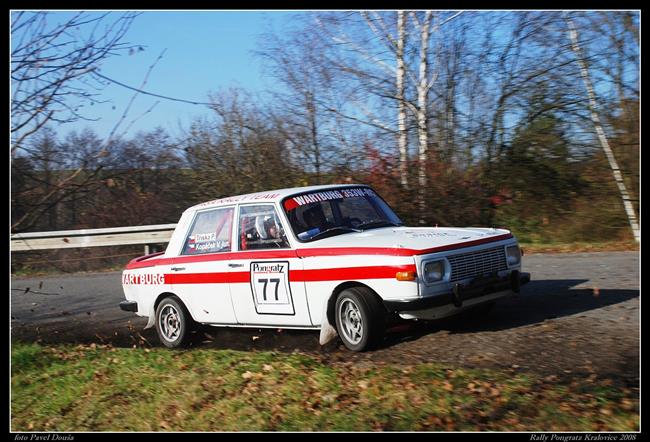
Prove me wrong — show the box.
[242,371,254,380]
[262,364,273,372]
[621,399,635,411]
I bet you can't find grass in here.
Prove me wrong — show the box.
[11,342,639,432]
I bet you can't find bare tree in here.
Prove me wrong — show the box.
[256,22,340,184]
[314,12,410,183]
[412,11,434,222]
[396,11,409,187]
[564,13,639,243]
[11,11,140,155]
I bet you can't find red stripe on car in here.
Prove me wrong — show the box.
[162,265,417,285]
[165,271,249,284]
[290,264,416,282]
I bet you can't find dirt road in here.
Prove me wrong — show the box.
[11,251,639,383]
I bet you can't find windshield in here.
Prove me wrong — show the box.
[282,187,403,242]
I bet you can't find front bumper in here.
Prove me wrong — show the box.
[119,300,138,312]
[384,271,531,313]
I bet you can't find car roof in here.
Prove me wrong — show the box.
[185,183,370,212]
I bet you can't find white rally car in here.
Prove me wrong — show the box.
[120,184,530,351]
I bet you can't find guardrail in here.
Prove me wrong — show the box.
[10,224,177,254]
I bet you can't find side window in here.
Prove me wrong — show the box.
[239,205,290,250]
[182,207,234,255]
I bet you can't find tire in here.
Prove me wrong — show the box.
[334,287,386,352]
[155,296,194,348]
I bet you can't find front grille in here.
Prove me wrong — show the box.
[447,246,507,283]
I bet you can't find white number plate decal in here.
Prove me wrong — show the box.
[250,261,295,315]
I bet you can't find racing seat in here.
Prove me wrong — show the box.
[255,215,269,239]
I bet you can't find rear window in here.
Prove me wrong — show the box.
[182,207,234,255]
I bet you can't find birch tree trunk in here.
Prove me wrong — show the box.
[565,14,640,243]
[416,11,434,224]
[397,11,409,188]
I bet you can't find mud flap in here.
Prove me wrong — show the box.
[319,297,338,345]
[144,304,156,329]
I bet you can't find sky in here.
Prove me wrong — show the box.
[12,10,639,146]
[13,10,303,141]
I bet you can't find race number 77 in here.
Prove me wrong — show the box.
[257,278,280,301]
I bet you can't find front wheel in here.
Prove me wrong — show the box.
[334,287,385,352]
[155,296,194,348]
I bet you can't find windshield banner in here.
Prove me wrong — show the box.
[284,187,377,211]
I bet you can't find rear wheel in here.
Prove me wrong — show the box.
[334,287,385,352]
[155,296,194,348]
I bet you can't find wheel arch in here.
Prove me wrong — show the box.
[145,291,196,329]
[325,281,386,326]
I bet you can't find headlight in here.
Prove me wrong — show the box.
[506,245,521,266]
[424,260,445,283]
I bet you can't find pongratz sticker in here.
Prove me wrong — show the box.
[249,261,295,315]
[284,187,377,211]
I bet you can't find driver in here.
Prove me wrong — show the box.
[264,216,281,239]
[303,205,332,232]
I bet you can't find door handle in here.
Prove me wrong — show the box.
[171,267,185,271]
[228,263,244,268]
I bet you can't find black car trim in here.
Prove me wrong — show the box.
[383,271,531,312]
[119,300,138,312]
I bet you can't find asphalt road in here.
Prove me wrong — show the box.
[11,251,639,383]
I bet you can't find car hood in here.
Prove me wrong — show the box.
[297,226,512,254]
